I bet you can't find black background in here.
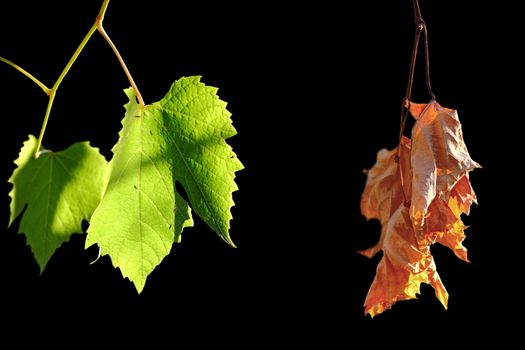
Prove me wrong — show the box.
[0,0,519,344]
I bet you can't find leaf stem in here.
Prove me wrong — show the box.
[398,0,435,144]
[36,91,56,156]
[96,17,145,107]
[4,0,144,157]
[51,26,98,92]
[98,0,111,19]
[37,0,146,156]
[0,56,51,94]
[34,24,98,157]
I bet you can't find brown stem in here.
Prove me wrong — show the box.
[96,17,145,107]
[398,0,435,144]
[423,25,435,100]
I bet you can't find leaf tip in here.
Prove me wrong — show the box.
[223,234,237,248]
[133,280,146,294]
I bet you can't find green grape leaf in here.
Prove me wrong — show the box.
[86,76,243,292]
[8,135,108,272]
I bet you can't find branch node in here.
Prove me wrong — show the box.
[96,15,103,28]
[416,19,426,31]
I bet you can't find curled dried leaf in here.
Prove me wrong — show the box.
[409,101,480,235]
[360,137,411,258]
[450,174,477,216]
[364,206,448,317]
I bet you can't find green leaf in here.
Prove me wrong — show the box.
[152,76,244,245]
[8,135,108,272]
[86,76,243,292]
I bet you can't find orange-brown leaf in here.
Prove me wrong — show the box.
[360,137,411,258]
[436,215,469,262]
[360,137,411,223]
[450,174,477,216]
[422,197,470,262]
[433,176,477,262]
[409,101,480,235]
[364,206,448,317]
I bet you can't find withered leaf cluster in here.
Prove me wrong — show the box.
[360,101,480,317]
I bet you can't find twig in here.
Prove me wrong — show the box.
[398,0,435,144]
[0,56,50,94]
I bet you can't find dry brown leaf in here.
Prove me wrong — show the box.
[436,215,469,262]
[360,136,411,223]
[450,174,477,215]
[422,197,469,262]
[434,175,477,262]
[360,137,411,258]
[409,101,480,236]
[422,197,457,240]
[364,206,448,317]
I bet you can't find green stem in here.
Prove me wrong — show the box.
[35,0,113,157]
[0,56,50,94]
[51,25,97,92]
[3,0,144,157]
[98,0,111,19]
[34,24,98,157]
[35,91,56,156]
